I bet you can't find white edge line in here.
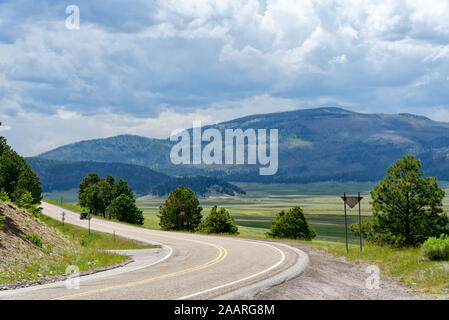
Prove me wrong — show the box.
[213,243,309,300]
[176,241,286,300]
[0,245,174,298]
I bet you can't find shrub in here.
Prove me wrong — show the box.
[0,189,10,202]
[15,191,34,210]
[26,233,43,248]
[422,234,449,261]
[267,206,316,240]
[199,206,239,234]
[0,215,5,230]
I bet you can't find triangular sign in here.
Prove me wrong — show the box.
[341,196,363,208]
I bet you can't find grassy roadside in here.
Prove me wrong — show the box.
[43,198,84,213]
[0,202,157,286]
[39,214,157,250]
[311,241,449,296]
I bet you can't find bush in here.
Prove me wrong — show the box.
[29,206,43,219]
[0,215,5,230]
[199,206,239,234]
[26,233,43,248]
[422,234,449,261]
[0,189,10,202]
[267,206,316,240]
[15,191,34,210]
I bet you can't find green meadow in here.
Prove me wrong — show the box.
[136,182,377,243]
[45,181,449,244]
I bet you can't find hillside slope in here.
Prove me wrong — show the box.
[37,107,449,182]
[26,158,169,195]
[0,203,74,281]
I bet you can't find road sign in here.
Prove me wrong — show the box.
[340,195,363,208]
[340,193,364,252]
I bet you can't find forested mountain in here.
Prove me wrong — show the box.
[37,107,449,182]
[26,158,245,197]
[151,176,246,197]
[26,158,168,195]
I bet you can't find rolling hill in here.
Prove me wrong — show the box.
[37,107,449,182]
[26,158,245,197]
[25,158,169,195]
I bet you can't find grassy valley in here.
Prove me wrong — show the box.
[137,182,374,242]
[47,181,449,244]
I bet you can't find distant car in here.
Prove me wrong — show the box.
[80,212,89,220]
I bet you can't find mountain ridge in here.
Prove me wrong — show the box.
[37,107,449,183]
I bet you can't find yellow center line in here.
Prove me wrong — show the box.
[51,218,228,300]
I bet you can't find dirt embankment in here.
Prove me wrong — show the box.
[255,241,426,300]
[0,203,77,286]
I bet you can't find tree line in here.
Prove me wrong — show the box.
[78,173,143,225]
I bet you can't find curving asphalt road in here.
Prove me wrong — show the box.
[0,202,306,300]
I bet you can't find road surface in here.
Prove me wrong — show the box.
[0,202,304,300]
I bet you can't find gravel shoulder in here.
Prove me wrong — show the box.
[254,241,428,300]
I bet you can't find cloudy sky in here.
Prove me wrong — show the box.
[1,0,449,156]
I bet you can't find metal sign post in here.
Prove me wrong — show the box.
[340,193,364,253]
[88,215,91,235]
[358,192,362,252]
[62,211,65,227]
[343,193,348,253]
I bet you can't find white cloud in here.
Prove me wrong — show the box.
[424,106,449,122]
[1,0,449,155]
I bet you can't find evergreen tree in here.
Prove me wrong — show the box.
[85,183,105,216]
[78,173,101,208]
[109,195,144,225]
[0,123,42,204]
[267,206,316,240]
[199,206,239,234]
[158,185,203,231]
[112,178,134,201]
[369,155,448,247]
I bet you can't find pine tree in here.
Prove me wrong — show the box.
[109,195,144,225]
[199,206,239,234]
[267,206,316,240]
[158,186,203,231]
[370,154,448,247]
